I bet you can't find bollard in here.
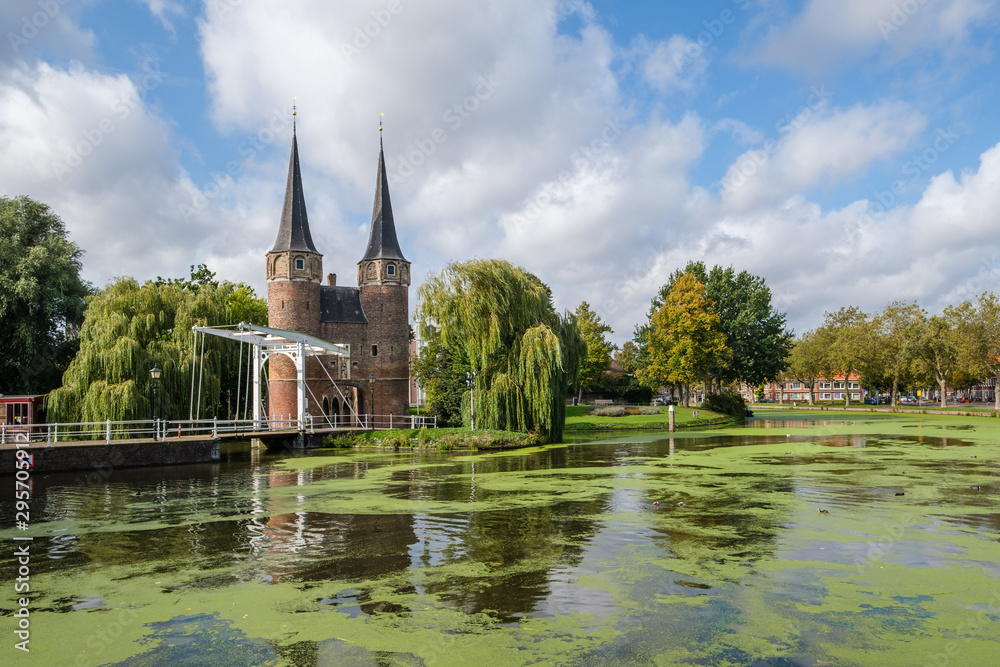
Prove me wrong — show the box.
[669,405,676,432]
[106,419,112,444]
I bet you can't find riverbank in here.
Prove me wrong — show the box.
[564,404,734,431]
[752,403,1000,418]
[323,427,546,451]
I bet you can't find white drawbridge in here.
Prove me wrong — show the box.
[192,323,355,431]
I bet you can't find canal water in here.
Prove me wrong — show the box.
[2,411,999,666]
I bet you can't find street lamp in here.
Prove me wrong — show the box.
[149,366,162,440]
[368,373,376,429]
[466,371,477,430]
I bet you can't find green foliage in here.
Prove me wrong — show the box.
[638,272,731,391]
[915,313,959,407]
[413,324,468,427]
[46,271,266,423]
[639,261,792,387]
[416,259,584,442]
[614,341,639,374]
[573,301,616,394]
[0,195,92,394]
[702,391,747,418]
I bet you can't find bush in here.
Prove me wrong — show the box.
[702,391,747,418]
[639,407,661,415]
[593,406,627,417]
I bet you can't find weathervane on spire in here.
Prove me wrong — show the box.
[293,96,297,132]
[379,112,384,132]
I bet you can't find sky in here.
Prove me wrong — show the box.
[2,0,999,345]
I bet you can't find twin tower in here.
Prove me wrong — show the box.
[265,126,410,424]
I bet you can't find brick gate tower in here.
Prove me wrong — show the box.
[265,121,410,426]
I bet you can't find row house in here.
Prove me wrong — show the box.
[743,376,862,403]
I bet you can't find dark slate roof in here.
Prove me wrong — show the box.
[271,130,321,254]
[361,138,407,262]
[321,286,368,324]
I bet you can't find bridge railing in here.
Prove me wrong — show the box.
[1,413,438,445]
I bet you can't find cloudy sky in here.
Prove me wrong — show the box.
[2,0,999,344]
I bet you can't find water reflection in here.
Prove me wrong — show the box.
[1,427,998,665]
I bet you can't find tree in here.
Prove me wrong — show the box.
[786,330,826,404]
[818,306,869,407]
[915,314,959,408]
[46,269,266,423]
[573,301,616,402]
[873,301,925,404]
[412,324,468,427]
[614,341,639,375]
[0,196,91,395]
[637,261,792,391]
[415,259,585,442]
[638,272,730,406]
[946,294,1000,409]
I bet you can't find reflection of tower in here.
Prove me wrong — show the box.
[357,136,411,417]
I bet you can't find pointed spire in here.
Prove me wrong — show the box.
[270,113,320,255]
[361,126,406,262]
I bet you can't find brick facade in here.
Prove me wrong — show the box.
[265,130,411,427]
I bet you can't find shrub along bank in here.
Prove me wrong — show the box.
[322,428,546,452]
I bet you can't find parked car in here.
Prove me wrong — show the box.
[898,396,917,403]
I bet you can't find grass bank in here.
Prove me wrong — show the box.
[322,428,546,452]
[564,404,734,431]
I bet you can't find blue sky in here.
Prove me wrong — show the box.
[2,0,999,343]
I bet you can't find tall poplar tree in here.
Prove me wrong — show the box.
[573,301,616,402]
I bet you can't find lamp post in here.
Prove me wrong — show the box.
[466,371,477,430]
[368,374,376,430]
[150,366,162,440]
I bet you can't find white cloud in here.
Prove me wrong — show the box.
[721,101,926,211]
[0,0,94,66]
[641,35,709,92]
[745,0,999,73]
[2,0,999,349]
[139,0,187,35]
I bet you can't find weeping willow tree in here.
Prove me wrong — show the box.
[416,259,585,442]
[46,273,266,424]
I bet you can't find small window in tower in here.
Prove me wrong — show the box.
[295,258,305,270]
[371,344,378,357]
[387,264,396,276]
